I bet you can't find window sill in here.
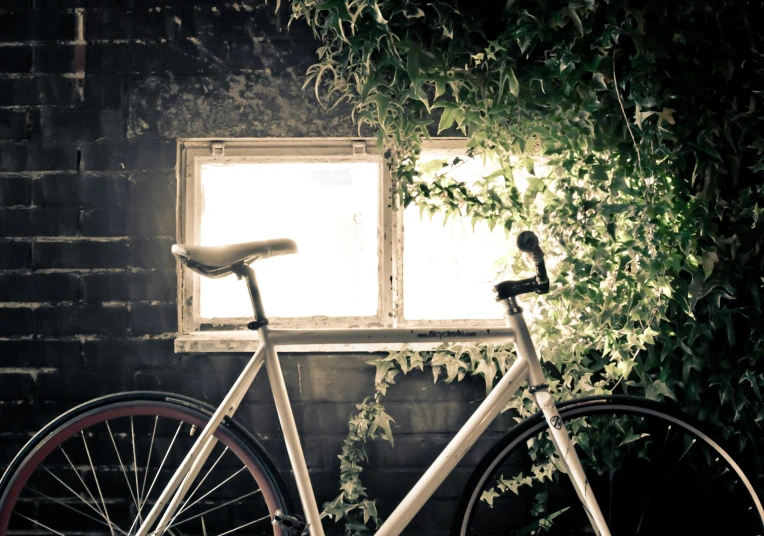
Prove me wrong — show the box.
[174,330,502,353]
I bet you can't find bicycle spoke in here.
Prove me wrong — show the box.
[14,512,68,536]
[131,417,141,511]
[0,400,286,536]
[128,420,183,536]
[41,466,114,525]
[633,422,673,534]
[608,414,615,529]
[215,515,271,536]
[174,446,230,518]
[106,420,141,513]
[663,438,697,480]
[138,416,159,510]
[58,445,107,519]
[82,431,119,536]
[173,489,262,528]
[175,465,248,519]
[27,487,130,536]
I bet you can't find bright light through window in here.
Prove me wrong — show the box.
[403,151,512,320]
[199,161,379,320]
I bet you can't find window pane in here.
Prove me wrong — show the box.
[403,152,510,320]
[199,161,379,319]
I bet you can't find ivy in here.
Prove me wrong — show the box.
[289,0,764,534]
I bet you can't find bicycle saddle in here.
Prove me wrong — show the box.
[172,239,298,278]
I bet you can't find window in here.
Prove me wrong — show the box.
[177,138,512,341]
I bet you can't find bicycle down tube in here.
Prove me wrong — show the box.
[133,323,611,536]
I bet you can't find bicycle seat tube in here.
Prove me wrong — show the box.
[496,232,611,536]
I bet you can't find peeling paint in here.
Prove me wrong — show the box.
[128,72,356,140]
[0,367,57,381]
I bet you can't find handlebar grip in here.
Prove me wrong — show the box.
[517,231,544,263]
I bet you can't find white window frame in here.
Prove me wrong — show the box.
[175,137,505,353]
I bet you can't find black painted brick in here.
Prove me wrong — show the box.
[261,435,346,469]
[0,373,35,402]
[84,8,183,41]
[129,238,175,269]
[83,270,175,302]
[32,45,76,74]
[0,177,30,205]
[0,11,77,42]
[0,340,83,368]
[192,4,281,40]
[35,305,130,335]
[0,241,31,268]
[130,303,176,334]
[130,171,176,207]
[32,174,130,206]
[30,174,79,205]
[33,11,77,41]
[0,46,32,73]
[81,175,130,204]
[85,41,225,74]
[180,354,283,402]
[0,13,28,42]
[0,207,79,236]
[0,307,34,335]
[80,140,176,171]
[135,41,228,74]
[223,39,315,72]
[80,208,126,236]
[40,108,125,142]
[35,370,133,402]
[0,402,71,434]
[0,142,77,172]
[127,208,175,236]
[133,368,242,400]
[0,273,82,302]
[0,144,25,172]
[81,208,174,237]
[84,44,129,75]
[83,76,124,109]
[296,364,373,403]
[36,0,234,7]
[83,338,173,369]
[0,110,34,141]
[0,77,80,106]
[33,241,129,268]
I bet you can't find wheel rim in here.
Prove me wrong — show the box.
[0,402,283,536]
[460,402,764,536]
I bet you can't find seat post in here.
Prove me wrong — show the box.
[234,264,267,325]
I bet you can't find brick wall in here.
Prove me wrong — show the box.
[0,2,511,535]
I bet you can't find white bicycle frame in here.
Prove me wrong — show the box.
[135,306,611,536]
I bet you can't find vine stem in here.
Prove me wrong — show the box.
[612,53,643,179]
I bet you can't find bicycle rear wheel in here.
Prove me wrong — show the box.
[453,395,764,536]
[0,392,291,536]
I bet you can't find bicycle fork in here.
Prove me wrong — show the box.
[505,300,612,536]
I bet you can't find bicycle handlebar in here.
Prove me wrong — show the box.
[493,231,550,301]
[517,231,544,263]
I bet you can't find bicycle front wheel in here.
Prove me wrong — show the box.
[0,392,291,536]
[454,395,764,536]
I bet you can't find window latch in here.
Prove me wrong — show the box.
[211,141,225,156]
[352,141,366,155]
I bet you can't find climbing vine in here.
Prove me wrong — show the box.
[287,0,764,534]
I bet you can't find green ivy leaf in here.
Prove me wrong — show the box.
[369,410,395,446]
[702,249,719,280]
[508,67,520,97]
[645,380,677,402]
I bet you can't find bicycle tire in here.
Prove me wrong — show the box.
[453,395,764,536]
[0,391,292,536]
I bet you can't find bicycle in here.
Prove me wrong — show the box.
[1,231,762,536]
